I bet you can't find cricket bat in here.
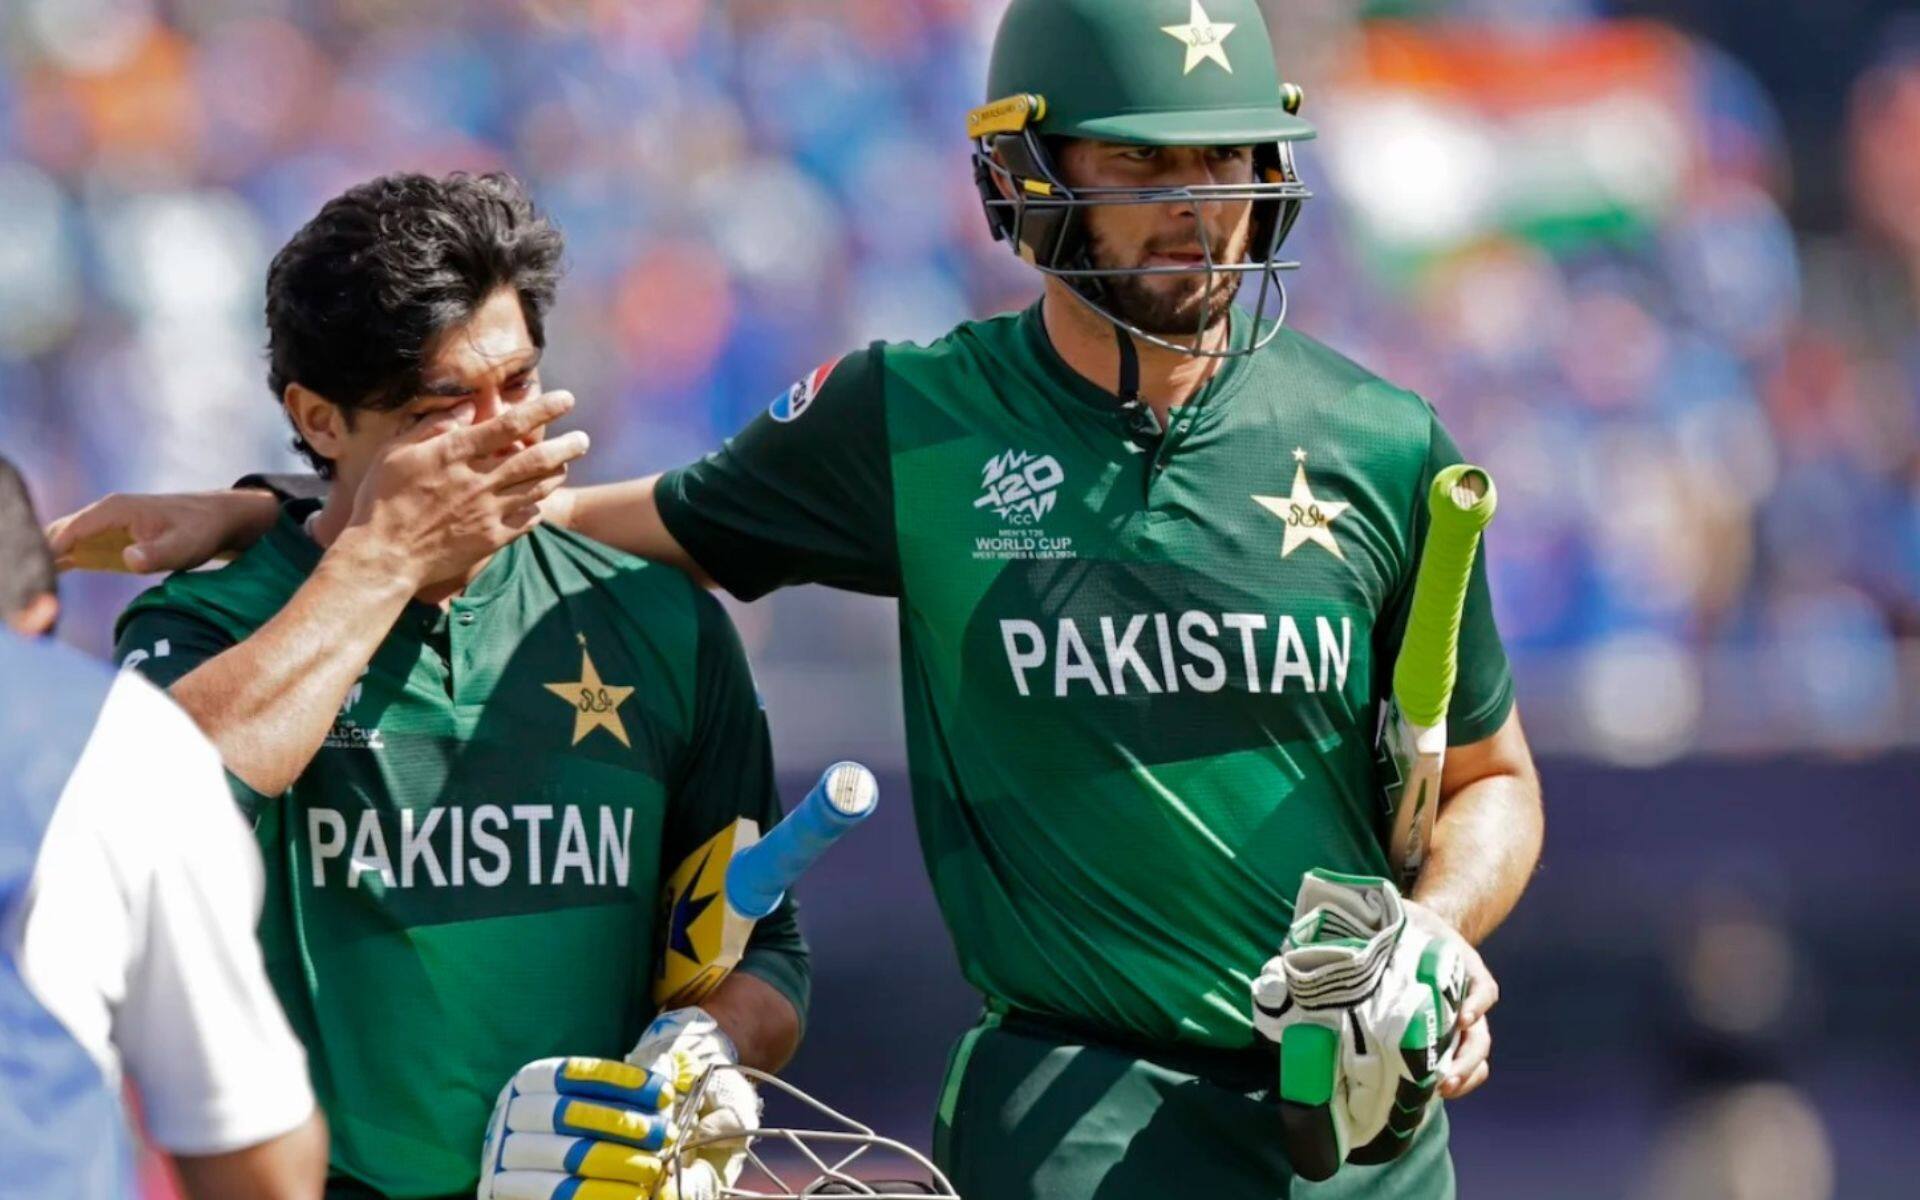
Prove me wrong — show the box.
[653,761,878,1009]
[1379,464,1497,891]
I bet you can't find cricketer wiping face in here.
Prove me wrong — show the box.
[107,174,808,1200]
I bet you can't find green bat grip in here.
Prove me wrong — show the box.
[1391,464,1497,728]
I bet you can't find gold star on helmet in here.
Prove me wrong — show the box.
[544,640,636,747]
[1162,0,1237,76]
[1253,450,1351,560]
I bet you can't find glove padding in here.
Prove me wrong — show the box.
[477,1056,720,1200]
[626,1008,760,1190]
[1251,870,1467,1182]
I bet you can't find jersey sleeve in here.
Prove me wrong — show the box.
[1375,410,1516,747]
[90,673,316,1154]
[654,347,898,601]
[113,595,279,819]
[111,599,235,689]
[665,589,812,1028]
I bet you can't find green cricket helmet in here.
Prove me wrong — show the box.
[970,0,1315,357]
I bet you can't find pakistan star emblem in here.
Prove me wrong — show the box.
[1254,447,1351,560]
[544,635,636,747]
[1161,0,1236,75]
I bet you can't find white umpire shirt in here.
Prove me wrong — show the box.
[0,666,315,1155]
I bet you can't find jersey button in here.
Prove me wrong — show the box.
[457,611,476,626]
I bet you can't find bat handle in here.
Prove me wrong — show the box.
[726,762,878,920]
[1393,464,1497,727]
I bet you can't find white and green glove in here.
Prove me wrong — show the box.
[625,1008,760,1193]
[476,1055,699,1200]
[1251,870,1467,1182]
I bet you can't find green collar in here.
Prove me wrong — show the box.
[261,499,526,624]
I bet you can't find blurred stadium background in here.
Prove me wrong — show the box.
[2,0,1917,1196]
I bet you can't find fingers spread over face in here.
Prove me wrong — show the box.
[443,391,574,462]
[497,471,570,509]
[492,431,589,489]
[406,401,476,444]
[501,504,545,532]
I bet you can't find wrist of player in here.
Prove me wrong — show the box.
[627,1006,740,1072]
[1403,889,1469,941]
[1401,895,1496,1026]
[318,525,430,599]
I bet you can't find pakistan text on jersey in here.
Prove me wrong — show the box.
[306,803,636,890]
[999,613,1354,698]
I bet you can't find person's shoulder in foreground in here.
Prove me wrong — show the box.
[0,632,325,1198]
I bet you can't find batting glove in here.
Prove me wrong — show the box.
[626,1008,760,1190]
[1251,870,1466,1181]
[477,1056,704,1200]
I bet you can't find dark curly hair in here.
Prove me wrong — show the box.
[265,171,565,477]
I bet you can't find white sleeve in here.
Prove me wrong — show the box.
[15,670,316,1156]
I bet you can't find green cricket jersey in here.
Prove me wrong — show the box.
[658,303,1511,1053]
[113,507,809,1199]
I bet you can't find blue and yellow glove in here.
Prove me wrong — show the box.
[477,1056,714,1200]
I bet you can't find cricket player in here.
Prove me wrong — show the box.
[98,173,809,1200]
[51,1,1543,1195]
[1,458,327,1199]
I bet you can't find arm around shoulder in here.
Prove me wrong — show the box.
[632,346,898,601]
[552,474,713,585]
[46,489,282,575]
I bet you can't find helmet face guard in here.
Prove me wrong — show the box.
[971,93,1312,358]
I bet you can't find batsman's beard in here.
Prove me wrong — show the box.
[1083,227,1248,342]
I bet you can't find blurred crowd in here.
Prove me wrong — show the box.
[1,0,1916,758]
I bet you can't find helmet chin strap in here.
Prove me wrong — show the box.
[1112,322,1163,450]
[1065,257,1163,448]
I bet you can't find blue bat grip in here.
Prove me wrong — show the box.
[726,762,877,919]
